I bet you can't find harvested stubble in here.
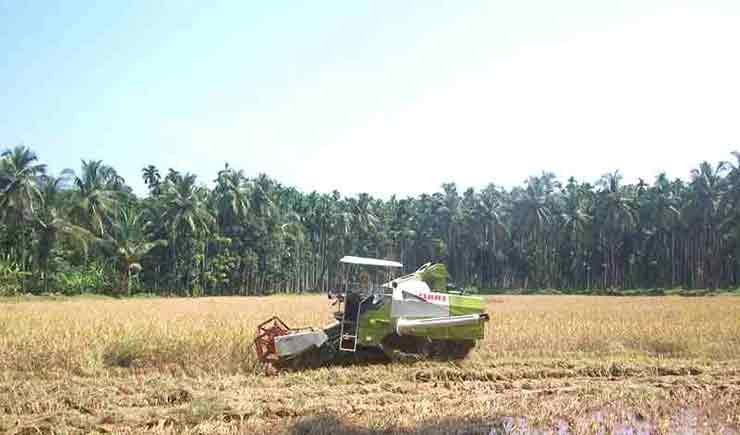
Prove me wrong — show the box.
[1,295,740,434]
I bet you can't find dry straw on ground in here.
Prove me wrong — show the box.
[1,295,739,433]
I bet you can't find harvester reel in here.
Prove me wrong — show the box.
[254,316,291,364]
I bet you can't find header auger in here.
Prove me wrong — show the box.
[254,256,489,370]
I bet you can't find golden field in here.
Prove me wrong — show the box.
[1,295,740,434]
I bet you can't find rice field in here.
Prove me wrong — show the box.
[2,295,740,433]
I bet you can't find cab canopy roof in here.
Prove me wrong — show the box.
[339,256,403,268]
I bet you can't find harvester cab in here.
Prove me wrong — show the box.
[254,256,489,369]
[333,256,403,352]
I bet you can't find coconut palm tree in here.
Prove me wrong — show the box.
[71,160,120,236]
[0,146,47,271]
[636,173,682,287]
[159,173,215,292]
[103,206,166,295]
[33,175,96,292]
[512,174,557,288]
[559,178,593,289]
[212,163,250,230]
[595,171,638,289]
[348,192,379,257]
[474,184,509,288]
[684,161,729,289]
[0,145,47,219]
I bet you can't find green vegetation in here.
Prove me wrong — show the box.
[420,263,449,290]
[4,145,740,295]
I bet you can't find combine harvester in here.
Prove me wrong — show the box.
[254,256,489,369]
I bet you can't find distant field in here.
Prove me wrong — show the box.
[1,295,739,433]
[476,287,740,296]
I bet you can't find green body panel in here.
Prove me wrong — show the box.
[357,295,394,346]
[355,293,487,345]
[399,294,486,340]
[449,294,485,315]
[449,294,486,340]
[397,323,483,340]
[419,264,448,290]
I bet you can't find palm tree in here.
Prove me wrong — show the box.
[71,160,119,236]
[159,173,215,292]
[474,184,509,288]
[33,175,95,292]
[596,171,638,289]
[559,178,592,289]
[103,206,166,295]
[251,174,277,219]
[212,163,250,230]
[685,161,729,288]
[386,196,418,271]
[280,217,306,292]
[719,152,740,285]
[349,192,379,257]
[0,146,47,272]
[513,174,556,288]
[637,173,681,287]
[141,165,162,196]
[436,183,463,280]
[689,161,727,228]
[0,145,47,219]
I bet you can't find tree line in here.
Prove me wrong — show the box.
[2,145,740,296]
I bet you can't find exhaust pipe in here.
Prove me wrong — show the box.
[396,313,489,336]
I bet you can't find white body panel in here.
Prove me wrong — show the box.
[396,314,486,336]
[392,279,430,297]
[274,329,328,358]
[340,256,403,268]
[390,277,451,318]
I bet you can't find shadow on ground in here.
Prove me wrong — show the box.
[277,346,474,373]
[288,414,505,435]
[276,348,396,372]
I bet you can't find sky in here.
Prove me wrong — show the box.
[2,0,740,198]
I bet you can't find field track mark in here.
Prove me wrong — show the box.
[3,367,740,434]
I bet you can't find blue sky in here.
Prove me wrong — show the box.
[2,1,740,197]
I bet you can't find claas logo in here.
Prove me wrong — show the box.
[419,293,447,302]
